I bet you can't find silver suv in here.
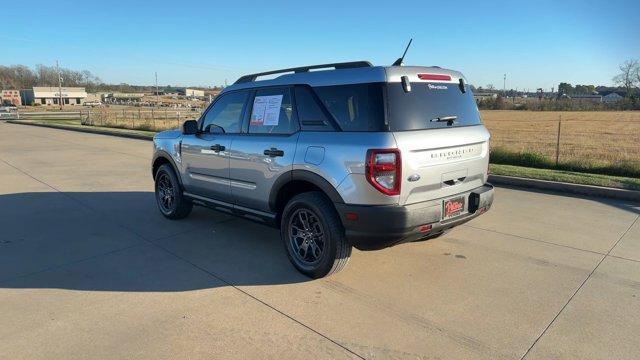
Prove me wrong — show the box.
[152,61,494,278]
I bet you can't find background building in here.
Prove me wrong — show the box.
[1,90,22,106]
[569,94,602,102]
[473,92,498,102]
[178,88,205,98]
[21,87,87,106]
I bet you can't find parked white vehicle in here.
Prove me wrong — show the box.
[83,101,103,107]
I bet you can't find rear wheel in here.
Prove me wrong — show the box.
[155,164,192,219]
[281,192,351,278]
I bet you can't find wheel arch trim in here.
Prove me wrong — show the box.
[152,152,183,187]
[269,170,345,213]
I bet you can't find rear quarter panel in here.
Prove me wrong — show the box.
[294,131,399,205]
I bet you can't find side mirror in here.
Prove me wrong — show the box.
[182,120,198,135]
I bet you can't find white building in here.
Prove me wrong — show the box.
[21,87,87,106]
[473,92,498,102]
[178,88,205,98]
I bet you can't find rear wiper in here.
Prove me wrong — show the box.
[430,116,458,125]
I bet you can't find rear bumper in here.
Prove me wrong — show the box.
[335,183,494,250]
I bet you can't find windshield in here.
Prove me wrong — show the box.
[386,82,481,131]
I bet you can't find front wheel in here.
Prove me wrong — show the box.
[281,192,352,278]
[155,164,192,219]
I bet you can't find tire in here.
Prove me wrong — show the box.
[281,191,352,278]
[154,164,192,219]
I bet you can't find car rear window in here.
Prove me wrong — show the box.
[386,82,481,131]
[313,83,385,132]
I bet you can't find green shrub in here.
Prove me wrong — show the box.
[490,148,553,168]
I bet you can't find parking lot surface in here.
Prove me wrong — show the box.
[1,122,638,359]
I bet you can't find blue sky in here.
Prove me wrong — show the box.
[2,0,639,90]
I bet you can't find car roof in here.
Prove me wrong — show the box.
[222,62,465,94]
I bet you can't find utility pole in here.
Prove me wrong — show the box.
[155,72,159,106]
[56,60,63,110]
[503,74,506,96]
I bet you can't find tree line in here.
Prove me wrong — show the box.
[0,64,220,93]
[0,64,102,92]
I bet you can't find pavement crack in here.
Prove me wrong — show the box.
[138,238,367,359]
[463,224,605,256]
[520,214,639,359]
[0,157,364,359]
[0,243,144,284]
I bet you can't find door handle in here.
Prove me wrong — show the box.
[263,148,284,157]
[210,144,225,152]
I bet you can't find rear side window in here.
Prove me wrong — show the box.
[294,86,333,131]
[386,83,481,131]
[313,83,385,132]
[248,87,298,135]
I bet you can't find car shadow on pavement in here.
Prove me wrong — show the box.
[0,191,314,291]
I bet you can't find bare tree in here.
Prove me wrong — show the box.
[486,84,495,91]
[613,59,639,97]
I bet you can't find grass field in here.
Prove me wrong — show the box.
[481,111,640,170]
[489,164,640,191]
[12,109,640,180]
[10,115,640,190]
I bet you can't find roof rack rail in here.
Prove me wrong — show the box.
[234,61,373,84]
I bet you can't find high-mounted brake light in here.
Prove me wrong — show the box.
[366,149,401,196]
[418,73,451,81]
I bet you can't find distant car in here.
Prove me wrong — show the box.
[151,61,494,278]
[83,101,102,107]
[0,105,17,112]
[0,106,18,119]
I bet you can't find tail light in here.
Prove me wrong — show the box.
[366,149,401,196]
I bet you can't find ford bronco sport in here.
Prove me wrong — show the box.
[152,61,494,278]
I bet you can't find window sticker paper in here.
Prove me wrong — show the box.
[251,95,283,126]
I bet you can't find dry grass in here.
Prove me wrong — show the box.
[481,110,640,167]
[82,108,198,132]
[29,108,640,170]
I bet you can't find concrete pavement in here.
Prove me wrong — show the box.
[0,122,638,359]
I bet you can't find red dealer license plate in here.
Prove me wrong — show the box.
[443,196,466,220]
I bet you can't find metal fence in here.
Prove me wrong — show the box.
[9,109,640,169]
[82,108,201,131]
[11,108,203,132]
[482,111,640,168]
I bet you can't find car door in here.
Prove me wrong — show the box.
[181,90,249,203]
[229,87,299,213]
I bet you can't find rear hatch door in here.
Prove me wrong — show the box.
[385,68,490,205]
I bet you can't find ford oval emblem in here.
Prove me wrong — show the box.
[408,174,421,182]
